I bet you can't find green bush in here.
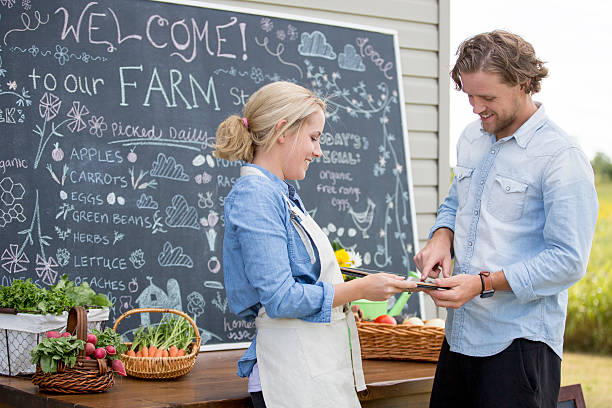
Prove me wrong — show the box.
[564,182,612,354]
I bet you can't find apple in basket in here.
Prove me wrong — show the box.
[374,314,397,325]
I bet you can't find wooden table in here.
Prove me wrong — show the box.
[0,350,436,407]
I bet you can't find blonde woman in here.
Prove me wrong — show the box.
[215,81,415,408]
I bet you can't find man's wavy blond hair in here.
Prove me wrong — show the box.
[451,30,548,94]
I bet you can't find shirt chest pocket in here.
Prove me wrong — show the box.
[455,165,474,209]
[486,175,529,222]
[287,216,316,264]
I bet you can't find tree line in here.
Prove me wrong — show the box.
[591,152,612,181]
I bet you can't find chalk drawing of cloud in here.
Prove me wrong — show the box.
[165,194,200,229]
[150,153,189,181]
[137,193,159,210]
[338,44,365,71]
[158,241,194,268]
[298,31,336,60]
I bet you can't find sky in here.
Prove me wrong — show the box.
[448,0,612,166]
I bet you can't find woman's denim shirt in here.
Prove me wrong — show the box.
[430,105,598,359]
[222,164,334,377]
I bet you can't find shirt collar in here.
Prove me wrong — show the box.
[243,163,295,199]
[480,102,548,148]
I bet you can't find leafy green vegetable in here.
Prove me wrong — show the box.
[52,275,112,308]
[30,336,85,373]
[0,275,112,315]
[0,279,72,315]
[91,327,127,360]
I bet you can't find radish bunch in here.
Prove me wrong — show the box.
[82,331,126,376]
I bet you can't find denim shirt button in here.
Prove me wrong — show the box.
[505,186,511,191]
[468,241,473,246]
[474,210,479,216]
[491,150,495,154]
[480,180,484,185]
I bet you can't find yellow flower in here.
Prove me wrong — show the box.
[334,249,351,267]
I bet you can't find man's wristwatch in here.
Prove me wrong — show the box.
[479,271,495,298]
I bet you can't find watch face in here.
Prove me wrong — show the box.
[480,290,494,298]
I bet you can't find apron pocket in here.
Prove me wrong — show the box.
[297,321,352,378]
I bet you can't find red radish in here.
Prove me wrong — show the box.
[86,333,97,345]
[46,331,61,338]
[85,342,96,356]
[111,359,127,376]
[61,332,72,337]
[105,345,117,356]
[52,143,64,161]
[85,356,91,360]
[93,347,106,359]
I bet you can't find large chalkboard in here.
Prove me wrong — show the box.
[0,0,419,349]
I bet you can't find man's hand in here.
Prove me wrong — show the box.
[424,274,481,309]
[414,228,454,280]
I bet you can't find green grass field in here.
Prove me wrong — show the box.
[562,352,612,408]
[561,181,612,408]
[565,181,612,354]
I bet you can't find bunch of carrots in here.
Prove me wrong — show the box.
[126,314,195,358]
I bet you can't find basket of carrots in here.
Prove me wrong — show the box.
[112,308,200,379]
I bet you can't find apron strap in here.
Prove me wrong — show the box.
[345,308,366,391]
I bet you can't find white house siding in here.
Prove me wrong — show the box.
[191,0,450,317]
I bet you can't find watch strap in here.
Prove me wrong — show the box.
[479,271,494,298]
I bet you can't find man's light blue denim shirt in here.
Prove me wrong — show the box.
[430,105,598,359]
[223,163,334,377]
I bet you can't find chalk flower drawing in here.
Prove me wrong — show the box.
[287,24,298,41]
[88,115,107,138]
[1,0,16,9]
[53,45,69,66]
[28,44,39,57]
[39,92,61,122]
[260,17,273,32]
[66,101,89,133]
[7,80,16,90]
[35,254,59,286]
[1,244,29,274]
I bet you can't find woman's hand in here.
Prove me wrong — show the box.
[333,273,416,307]
[360,273,416,301]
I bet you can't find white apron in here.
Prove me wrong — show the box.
[240,166,365,408]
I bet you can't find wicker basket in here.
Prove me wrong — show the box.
[0,308,109,376]
[31,306,114,393]
[356,321,445,362]
[113,308,200,379]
